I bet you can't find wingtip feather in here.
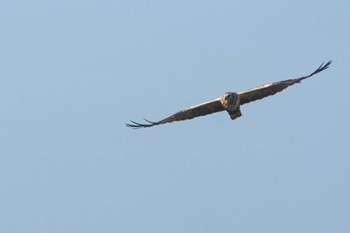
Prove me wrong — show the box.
[126,119,159,129]
[299,59,332,81]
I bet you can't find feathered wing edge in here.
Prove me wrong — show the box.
[126,98,225,129]
[297,60,332,82]
[238,60,332,105]
[126,118,166,128]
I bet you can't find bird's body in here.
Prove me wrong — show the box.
[127,60,332,128]
[220,92,241,120]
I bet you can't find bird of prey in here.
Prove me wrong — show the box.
[126,60,332,129]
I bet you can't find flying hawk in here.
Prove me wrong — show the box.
[127,60,332,129]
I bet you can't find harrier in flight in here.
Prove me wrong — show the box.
[127,60,332,128]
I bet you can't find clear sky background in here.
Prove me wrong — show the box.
[1,0,349,232]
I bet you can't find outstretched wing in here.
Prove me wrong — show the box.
[126,98,225,128]
[238,60,332,105]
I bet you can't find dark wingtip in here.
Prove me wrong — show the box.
[310,60,332,76]
[298,60,332,81]
[125,120,143,129]
[126,119,158,129]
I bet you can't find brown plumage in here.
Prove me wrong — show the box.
[126,60,332,129]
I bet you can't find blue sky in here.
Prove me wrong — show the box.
[1,0,349,232]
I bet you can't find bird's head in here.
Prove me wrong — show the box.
[222,92,238,101]
[220,92,240,111]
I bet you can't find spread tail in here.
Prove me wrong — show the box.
[229,109,242,120]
